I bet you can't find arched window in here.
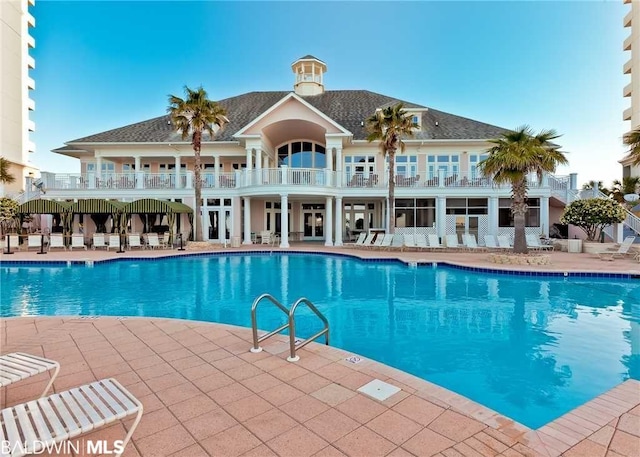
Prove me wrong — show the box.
[277,141,326,169]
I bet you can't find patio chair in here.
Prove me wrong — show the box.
[146,233,161,249]
[92,233,107,250]
[378,234,394,250]
[0,378,142,457]
[107,234,121,251]
[390,233,404,250]
[484,235,508,251]
[463,234,487,252]
[345,232,366,248]
[70,234,87,250]
[3,234,21,252]
[445,234,462,250]
[597,236,636,261]
[360,233,376,249]
[369,234,385,249]
[403,234,417,251]
[0,352,60,398]
[427,234,444,250]
[415,234,429,250]
[48,234,66,251]
[526,234,553,251]
[497,235,512,249]
[260,230,272,245]
[128,233,143,249]
[27,234,44,251]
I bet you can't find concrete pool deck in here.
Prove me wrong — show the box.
[1,246,639,456]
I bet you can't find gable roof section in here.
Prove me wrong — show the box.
[64,90,508,145]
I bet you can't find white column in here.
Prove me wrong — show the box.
[134,156,144,189]
[175,156,182,188]
[243,197,252,244]
[214,155,220,188]
[326,147,333,171]
[280,194,290,248]
[245,148,253,170]
[335,147,343,187]
[335,197,343,246]
[325,197,333,246]
[488,197,499,236]
[437,196,447,238]
[256,148,262,170]
[540,196,549,237]
[96,156,103,182]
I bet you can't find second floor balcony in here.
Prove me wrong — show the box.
[39,168,573,196]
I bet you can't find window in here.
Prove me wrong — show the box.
[265,201,291,233]
[411,115,421,130]
[276,141,326,168]
[395,198,436,228]
[446,198,488,215]
[498,198,540,227]
[469,154,488,178]
[345,155,376,180]
[344,202,376,232]
[86,162,115,173]
[394,155,417,177]
[122,163,150,172]
[427,155,459,179]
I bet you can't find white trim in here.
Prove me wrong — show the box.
[234,92,352,138]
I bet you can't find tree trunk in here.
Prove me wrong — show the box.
[388,148,396,234]
[512,178,528,254]
[193,130,203,242]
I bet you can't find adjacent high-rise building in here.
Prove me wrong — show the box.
[622,0,640,178]
[0,0,37,196]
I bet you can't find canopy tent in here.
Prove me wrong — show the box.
[123,199,194,244]
[16,199,73,236]
[68,199,128,234]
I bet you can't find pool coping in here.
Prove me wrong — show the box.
[1,315,638,457]
[2,248,639,279]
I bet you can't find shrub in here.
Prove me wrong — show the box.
[560,198,627,241]
[0,197,19,235]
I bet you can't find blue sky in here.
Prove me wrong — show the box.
[31,0,627,187]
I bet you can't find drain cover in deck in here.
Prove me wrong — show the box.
[357,379,401,401]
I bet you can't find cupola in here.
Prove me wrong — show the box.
[291,55,326,96]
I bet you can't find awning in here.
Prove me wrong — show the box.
[68,199,128,214]
[16,199,72,214]
[123,199,193,214]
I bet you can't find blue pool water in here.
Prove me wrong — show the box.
[2,253,639,429]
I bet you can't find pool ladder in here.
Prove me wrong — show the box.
[250,293,329,362]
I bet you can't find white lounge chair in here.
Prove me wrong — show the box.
[128,233,143,249]
[415,234,429,250]
[378,234,394,250]
[360,233,375,249]
[3,234,20,252]
[391,233,404,250]
[70,234,87,250]
[445,234,462,250]
[345,232,366,248]
[146,233,161,249]
[0,352,59,398]
[0,378,142,457]
[48,234,66,251]
[497,235,512,250]
[403,234,416,251]
[463,234,487,251]
[92,234,107,250]
[27,234,44,251]
[597,236,636,261]
[428,234,444,250]
[107,234,121,251]
[526,234,553,251]
[484,234,508,250]
[370,234,385,249]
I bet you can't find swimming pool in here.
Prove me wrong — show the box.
[2,253,639,428]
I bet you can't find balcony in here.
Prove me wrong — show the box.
[27,34,35,49]
[624,58,633,74]
[624,82,633,98]
[27,98,35,111]
[624,9,633,27]
[27,119,35,132]
[624,34,633,51]
[624,106,633,121]
[27,77,35,90]
[27,55,35,69]
[26,13,35,27]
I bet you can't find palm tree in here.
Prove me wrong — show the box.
[366,103,417,233]
[623,128,640,165]
[610,177,640,204]
[478,126,568,254]
[168,86,228,241]
[0,157,15,185]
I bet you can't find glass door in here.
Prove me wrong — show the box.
[207,209,232,243]
[303,210,324,240]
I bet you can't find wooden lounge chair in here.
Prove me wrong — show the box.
[597,236,636,261]
[0,352,59,398]
[0,378,142,457]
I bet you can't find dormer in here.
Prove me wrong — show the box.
[292,55,326,96]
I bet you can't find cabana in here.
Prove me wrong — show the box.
[123,199,194,245]
[68,199,128,234]
[16,199,73,237]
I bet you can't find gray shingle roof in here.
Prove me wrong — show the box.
[296,55,324,63]
[65,90,508,145]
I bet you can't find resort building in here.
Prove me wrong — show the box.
[44,56,577,246]
[0,0,37,196]
[622,0,640,178]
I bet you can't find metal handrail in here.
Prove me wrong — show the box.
[250,293,290,354]
[287,297,329,362]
